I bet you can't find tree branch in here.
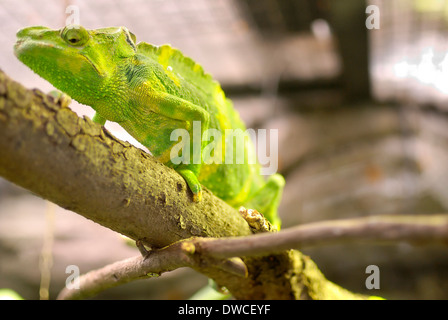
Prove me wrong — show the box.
[57,240,248,300]
[0,68,369,299]
[196,213,448,259]
[58,213,448,299]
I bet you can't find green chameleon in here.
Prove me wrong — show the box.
[14,25,284,228]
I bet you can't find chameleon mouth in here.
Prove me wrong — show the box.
[14,38,58,60]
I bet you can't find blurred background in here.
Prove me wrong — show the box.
[1,0,448,299]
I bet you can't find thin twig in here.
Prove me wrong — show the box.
[57,240,247,300]
[196,214,448,259]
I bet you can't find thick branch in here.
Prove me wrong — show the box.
[0,69,367,299]
[0,71,252,246]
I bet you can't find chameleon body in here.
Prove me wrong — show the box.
[14,25,284,227]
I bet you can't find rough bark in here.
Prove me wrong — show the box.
[0,69,367,299]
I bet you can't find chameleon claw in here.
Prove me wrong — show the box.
[238,206,277,233]
[193,191,202,202]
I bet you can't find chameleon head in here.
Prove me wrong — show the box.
[14,24,137,110]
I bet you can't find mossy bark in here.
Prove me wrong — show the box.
[0,69,367,299]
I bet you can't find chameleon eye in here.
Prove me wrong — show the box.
[61,25,89,46]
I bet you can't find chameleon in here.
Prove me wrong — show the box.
[14,24,285,228]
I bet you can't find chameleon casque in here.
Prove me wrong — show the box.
[14,25,285,228]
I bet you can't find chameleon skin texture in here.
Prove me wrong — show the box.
[14,24,284,226]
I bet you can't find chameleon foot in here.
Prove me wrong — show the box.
[193,190,202,202]
[239,207,277,233]
[48,90,71,108]
[177,168,202,202]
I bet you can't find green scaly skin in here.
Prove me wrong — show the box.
[14,25,284,227]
